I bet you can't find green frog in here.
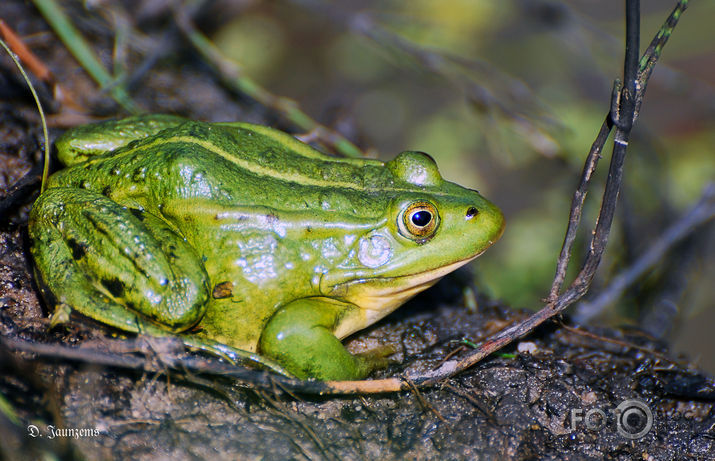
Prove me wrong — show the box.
[29,115,504,380]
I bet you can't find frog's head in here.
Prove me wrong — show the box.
[321,151,505,335]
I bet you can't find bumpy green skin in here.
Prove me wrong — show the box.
[29,115,504,380]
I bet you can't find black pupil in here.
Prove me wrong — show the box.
[411,210,432,227]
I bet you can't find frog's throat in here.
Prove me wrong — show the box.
[331,252,483,340]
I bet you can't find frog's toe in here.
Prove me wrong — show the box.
[354,344,399,372]
[48,303,72,328]
[180,335,293,377]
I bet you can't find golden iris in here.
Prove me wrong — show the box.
[399,201,439,241]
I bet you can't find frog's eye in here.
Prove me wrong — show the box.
[399,201,440,241]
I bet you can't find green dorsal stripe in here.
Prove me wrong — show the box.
[90,127,456,196]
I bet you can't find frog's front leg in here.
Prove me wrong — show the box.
[259,298,390,380]
[29,187,210,335]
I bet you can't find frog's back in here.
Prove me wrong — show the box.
[166,121,407,216]
[49,120,429,218]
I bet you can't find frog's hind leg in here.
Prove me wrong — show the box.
[29,187,210,336]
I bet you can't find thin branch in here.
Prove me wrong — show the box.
[574,0,639,290]
[550,0,669,300]
[416,0,690,387]
[558,322,678,364]
[622,0,641,132]
[636,0,690,113]
[548,0,689,300]
[548,112,613,301]
[0,335,408,394]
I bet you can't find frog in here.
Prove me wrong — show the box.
[28,115,505,380]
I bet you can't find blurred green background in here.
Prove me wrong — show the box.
[209,0,714,369]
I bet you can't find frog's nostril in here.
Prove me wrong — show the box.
[465,207,479,220]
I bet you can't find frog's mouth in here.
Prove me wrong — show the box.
[330,252,483,340]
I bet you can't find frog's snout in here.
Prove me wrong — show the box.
[465,202,505,243]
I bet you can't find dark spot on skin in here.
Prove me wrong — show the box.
[132,168,146,182]
[212,281,233,299]
[101,278,125,297]
[129,208,145,221]
[67,238,87,259]
[466,207,479,219]
[306,226,312,233]
[102,185,112,196]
